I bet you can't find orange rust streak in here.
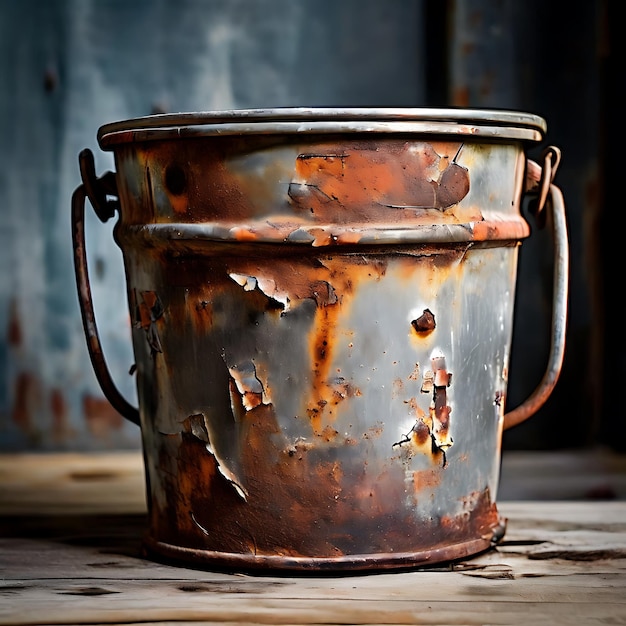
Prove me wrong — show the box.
[302,256,387,435]
[307,305,336,435]
[472,219,530,241]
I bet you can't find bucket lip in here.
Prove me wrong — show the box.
[97,106,547,148]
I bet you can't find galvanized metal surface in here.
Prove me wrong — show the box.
[71,109,568,570]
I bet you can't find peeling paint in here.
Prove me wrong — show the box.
[181,413,248,501]
[229,272,289,310]
[228,361,271,411]
[393,351,453,467]
[421,369,434,393]
[429,350,454,463]
[181,413,210,442]
[132,289,164,354]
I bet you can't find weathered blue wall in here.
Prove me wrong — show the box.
[0,0,610,451]
[0,0,425,450]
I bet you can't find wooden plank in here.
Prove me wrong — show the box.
[1,516,625,625]
[1,453,626,625]
[1,563,626,625]
[0,452,147,515]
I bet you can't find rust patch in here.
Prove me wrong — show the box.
[331,377,361,401]
[154,406,501,560]
[392,377,404,396]
[393,414,431,450]
[132,137,483,232]
[408,415,432,447]
[412,468,442,493]
[286,437,315,459]
[472,220,529,241]
[441,490,499,538]
[288,141,471,222]
[157,160,189,215]
[408,363,420,381]
[318,424,339,442]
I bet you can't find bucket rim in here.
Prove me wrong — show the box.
[97,106,547,148]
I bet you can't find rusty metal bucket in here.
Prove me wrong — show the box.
[72,108,568,572]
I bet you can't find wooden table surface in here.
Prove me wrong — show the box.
[1,451,625,625]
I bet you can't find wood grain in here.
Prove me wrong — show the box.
[1,452,625,625]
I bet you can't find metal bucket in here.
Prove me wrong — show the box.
[72,108,568,572]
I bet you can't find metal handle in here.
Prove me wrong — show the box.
[503,181,569,430]
[71,151,140,426]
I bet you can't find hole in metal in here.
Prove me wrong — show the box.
[165,164,187,196]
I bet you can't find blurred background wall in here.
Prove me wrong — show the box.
[0,0,619,453]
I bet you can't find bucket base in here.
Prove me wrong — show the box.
[142,518,506,573]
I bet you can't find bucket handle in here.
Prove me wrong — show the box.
[72,149,140,426]
[503,148,569,430]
